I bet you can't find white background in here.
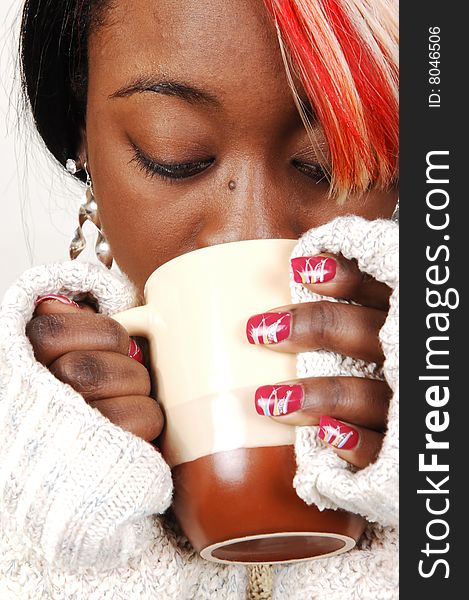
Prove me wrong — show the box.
[0,0,100,300]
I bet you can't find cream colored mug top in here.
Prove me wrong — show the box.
[113,239,298,467]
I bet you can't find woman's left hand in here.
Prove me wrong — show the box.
[246,253,392,470]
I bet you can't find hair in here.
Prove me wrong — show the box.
[20,0,111,182]
[20,0,398,197]
[265,0,398,199]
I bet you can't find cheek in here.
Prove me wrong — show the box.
[89,149,207,290]
[101,192,206,290]
[345,188,399,221]
[293,187,398,235]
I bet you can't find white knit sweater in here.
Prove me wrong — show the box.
[0,216,398,599]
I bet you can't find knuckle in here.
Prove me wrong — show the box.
[325,377,345,414]
[91,396,165,441]
[26,314,66,346]
[98,316,128,351]
[51,352,106,395]
[141,399,165,439]
[136,364,152,395]
[311,301,338,347]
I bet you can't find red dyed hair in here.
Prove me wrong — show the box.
[264,0,399,199]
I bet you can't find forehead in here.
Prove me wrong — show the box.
[89,0,287,97]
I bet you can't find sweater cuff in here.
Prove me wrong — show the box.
[0,261,174,572]
[290,217,399,527]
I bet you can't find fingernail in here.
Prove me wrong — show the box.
[291,256,336,284]
[246,312,291,345]
[255,384,303,416]
[318,416,359,450]
[129,338,144,364]
[35,294,80,308]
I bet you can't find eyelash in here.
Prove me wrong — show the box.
[130,144,215,181]
[130,144,328,185]
[291,159,329,184]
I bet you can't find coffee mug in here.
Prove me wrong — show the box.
[113,239,366,564]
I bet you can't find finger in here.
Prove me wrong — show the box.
[49,350,151,401]
[317,416,383,469]
[34,294,97,315]
[88,395,164,442]
[246,302,386,364]
[26,313,131,366]
[291,254,391,310]
[255,377,390,431]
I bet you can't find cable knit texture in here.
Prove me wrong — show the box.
[291,216,399,527]
[272,216,399,599]
[0,216,398,598]
[0,261,247,598]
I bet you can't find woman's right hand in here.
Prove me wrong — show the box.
[26,294,164,443]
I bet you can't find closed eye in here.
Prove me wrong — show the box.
[130,143,329,185]
[292,159,329,184]
[130,143,215,181]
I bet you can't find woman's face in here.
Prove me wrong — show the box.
[85,0,397,294]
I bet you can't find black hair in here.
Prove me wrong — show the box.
[20,0,110,177]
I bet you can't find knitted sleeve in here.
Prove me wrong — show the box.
[290,216,399,527]
[0,261,174,572]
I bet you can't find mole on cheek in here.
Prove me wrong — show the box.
[228,180,236,191]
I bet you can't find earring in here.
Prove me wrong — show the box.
[67,159,113,269]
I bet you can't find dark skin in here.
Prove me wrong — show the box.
[27,0,398,469]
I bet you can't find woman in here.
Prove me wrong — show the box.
[0,0,398,598]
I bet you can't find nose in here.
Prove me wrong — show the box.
[195,162,299,247]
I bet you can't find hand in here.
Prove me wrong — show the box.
[26,294,164,443]
[246,254,392,469]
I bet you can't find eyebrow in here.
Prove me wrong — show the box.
[109,75,220,107]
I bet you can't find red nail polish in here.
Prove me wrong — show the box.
[129,338,144,364]
[246,312,291,345]
[35,294,80,308]
[255,385,303,416]
[291,256,336,284]
[318,416,358,450]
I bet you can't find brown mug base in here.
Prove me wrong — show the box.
[201,531,353,565]
[171,445,367,564]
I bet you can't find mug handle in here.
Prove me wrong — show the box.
[112,305,149,337]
